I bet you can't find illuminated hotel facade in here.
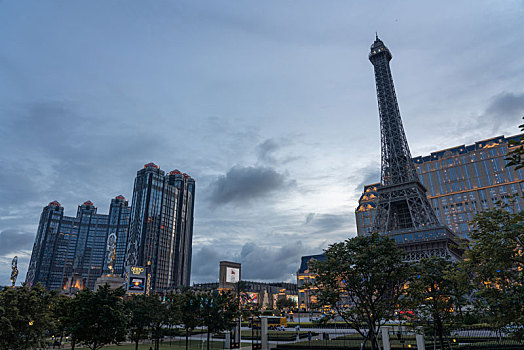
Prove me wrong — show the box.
[297,254,325,312]
[124,163,195,292]
[25,196,130,291]
[356,134,524,239]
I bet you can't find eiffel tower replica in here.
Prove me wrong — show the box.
[369,35,462,261]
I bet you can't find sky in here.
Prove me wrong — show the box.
[1,1,524,286]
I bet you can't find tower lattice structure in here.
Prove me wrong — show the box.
[368,36,461,261]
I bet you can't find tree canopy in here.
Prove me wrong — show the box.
[0,283,54,350]
[311,233,410,350]
[71,285,128,350]
[405,257,472,349]
[465,207,524,337]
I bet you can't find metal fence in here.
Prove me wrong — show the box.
[270,325,524,350]
[134,325,524,350]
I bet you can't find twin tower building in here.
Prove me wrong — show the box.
[25,163,195,293]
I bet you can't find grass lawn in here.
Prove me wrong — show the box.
[75,340,226,350]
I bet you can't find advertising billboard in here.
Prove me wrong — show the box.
[240,292,259,305]
[225,267,240,283]
[126,266,147,294]
[128,277,145,291]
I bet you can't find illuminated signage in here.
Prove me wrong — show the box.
[129,277,145,291]
[126,265,147,294]
[226,267,240,283]
[240,292,258,305]
[131,266,144,275]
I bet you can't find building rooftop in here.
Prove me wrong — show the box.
[298,254,325,274]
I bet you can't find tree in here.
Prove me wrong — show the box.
[148,295,168,350]
[126,295,154,350]
[71,285,128,350]
[200,290,239,350]
[504,117,524,170]
[50,294,75,347]
[169,290,201,350]
[405,257,472,350]
[276,297,296,312]
[465,207,524,337]
[0,283,54,350]
[311,234,410,350]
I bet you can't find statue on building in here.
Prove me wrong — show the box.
[11,256,18,287]
[106,233,117,275]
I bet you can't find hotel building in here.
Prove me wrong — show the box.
[124,163,195,292]
[25,196,130,290]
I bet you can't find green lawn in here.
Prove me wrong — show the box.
[74,340,227,350]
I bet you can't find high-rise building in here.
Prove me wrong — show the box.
[125,162,195,292]
[25,196,131,290]
[103,196,131,276]
[356,134,524,239]
[367,36,461,261]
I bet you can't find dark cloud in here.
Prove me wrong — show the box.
[439,92,524,144]
[353,164,381,193]
[207,165,294,205]
[0,229,34,256]
[484,92,524,128]
[191,241,320,283]
[238,242,304,281]
[255,138,300,165]
[305,213,315,225]
[306,213,350,235]
[191,246,223,282]
[256,138,280,163]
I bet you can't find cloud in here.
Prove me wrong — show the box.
[256,138,280,164]
[191,246,223,282]
[255,137,300,165]
[207,165,294,205]
[0,229,34,256]
[238,242,304,281]
[305,213,315,225]
[305,213,351,235]
[480,92,524,134]
[446,92,524,141]
[352,164,381,193]
[310,214,347,232]
[191,240,325,283]
[485,92,524,121]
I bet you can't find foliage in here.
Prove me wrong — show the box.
[405,257,472,349]
[0,283,54,350]
[127,294,156,350]
[504,118,524,170]
[200,290,239,350]
[71,285,128,350]
[311,233,410,350]
[50,293,75,346]
[169,289,202,350]
[148,295,169,350]
[465,207,524,338]
[276,297,297,311]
